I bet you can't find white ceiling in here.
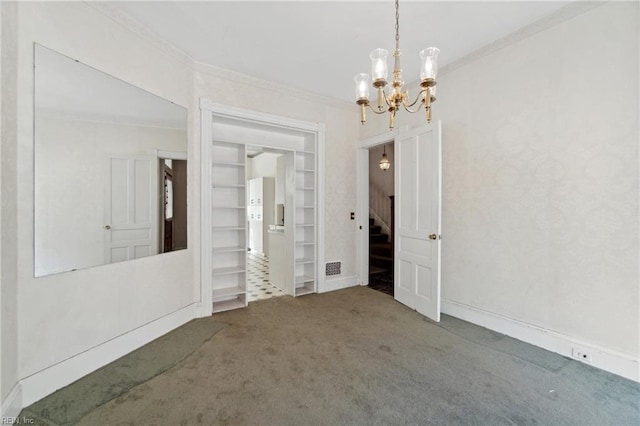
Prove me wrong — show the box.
[114,1,572,103]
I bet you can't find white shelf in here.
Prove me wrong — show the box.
[297,205,314,209]
[296,241,315,246]
[296,223,314,227]
[212,266,245,276]
[212,246,246,253]
[212,184,245,188]
[297,187,314,191]
[212,298,246,313]
[296,257,315,264]
[298,150,315,154]
[212,162,245,167]
[296,168,315,173]
[295,283,314,296]
[210,141,247,314]
[212,286,246,300]
[295,275,315,284]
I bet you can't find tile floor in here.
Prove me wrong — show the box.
[247,251,285,302]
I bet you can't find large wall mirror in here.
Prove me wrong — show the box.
[34,44,188,278]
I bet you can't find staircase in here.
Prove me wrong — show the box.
[369,217,394,295]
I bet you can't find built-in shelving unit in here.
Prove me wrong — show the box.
[211,141,247,313]
[294,137,317,297]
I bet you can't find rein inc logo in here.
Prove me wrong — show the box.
[1,418,34,425]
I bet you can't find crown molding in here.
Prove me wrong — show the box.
[193,61,354,111]
[84,1,194,67]
[439,0,608,77]
[85,1,354,112]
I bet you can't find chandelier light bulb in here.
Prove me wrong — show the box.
[354,73,370,101]
[419,47,440,81]
[370,48,389,84]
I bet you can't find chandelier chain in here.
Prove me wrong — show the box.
[395,0,400,47]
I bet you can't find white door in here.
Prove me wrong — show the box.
[394,123,442,321]
[105,155,158,263]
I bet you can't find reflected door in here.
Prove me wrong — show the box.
[394,123,442,322]
[105,155,158,263]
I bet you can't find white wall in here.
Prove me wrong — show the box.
[361,2,639,368]
[12,1,196,404]
[35,116,186,276]
[1,1,21,416]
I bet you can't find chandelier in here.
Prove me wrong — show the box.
[354,0,439,129]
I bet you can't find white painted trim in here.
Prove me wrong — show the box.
[438,1,606,79]
[85,2,193,66]
[200,101,325,304]
[198,109,213,317]
[200,99,320,133]
[358,129,400,149]
[157,150,187,161]
[316,123,326,294]
[20,303,198,406]
[194,62,353,111]
[442,299,640,383]
[321,275,360,293]
[1,383,22,420]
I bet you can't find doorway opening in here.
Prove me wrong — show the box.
[159,158,187,253]
[367,143,395,296]
[246,146,289,302]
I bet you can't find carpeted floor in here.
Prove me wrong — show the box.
[21,287,640,425]
[20,317,227,425]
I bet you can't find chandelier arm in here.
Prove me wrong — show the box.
[402,90,427,109]
[402,103,424,114]
[367,104,390,115]
[375,87,394,110]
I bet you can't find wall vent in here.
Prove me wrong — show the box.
[325,261,341,276]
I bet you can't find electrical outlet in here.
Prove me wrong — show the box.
[571,347,592,364]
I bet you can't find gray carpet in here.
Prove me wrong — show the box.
[22,287,640,425]
[20,316,227,425]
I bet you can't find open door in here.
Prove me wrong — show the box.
[394,123,442,321]
[105,155,158,263]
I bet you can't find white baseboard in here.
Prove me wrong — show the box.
[320,275,359,293]
[442,299,639,382]
[20,303,198,407]
[1,383,23,419]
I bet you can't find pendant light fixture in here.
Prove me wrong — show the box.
[379,145,391,171]
[354,0,440,129]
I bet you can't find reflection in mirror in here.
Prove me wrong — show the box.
[34,44,188,277]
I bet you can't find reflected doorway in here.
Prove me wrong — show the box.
[160,158,187,253]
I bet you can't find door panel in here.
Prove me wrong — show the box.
[105,155,158,264]
[394,123,442,322]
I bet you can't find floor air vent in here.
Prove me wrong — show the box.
[325,261,341,276]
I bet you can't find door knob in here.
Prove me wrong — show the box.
[429,234,437,240]
[105,225,111,230]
